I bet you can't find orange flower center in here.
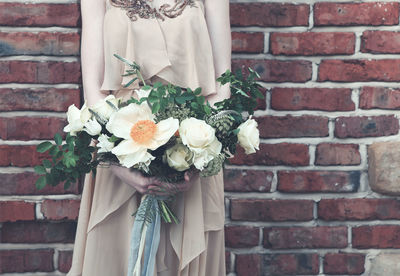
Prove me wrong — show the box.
[130,120,157,144]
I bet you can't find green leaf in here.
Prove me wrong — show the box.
[123,77,137,88]
[142,85,152,91]
[109,135,120,143]
[54,133,62,146]
[34,165,46,175]
[35,176,47,190]
[49,145,59,156]
[151,102,160,114]
[64,180,72,190]
[37,141,53,153]
[42,159,52,168]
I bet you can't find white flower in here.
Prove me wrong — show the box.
[83,119,102,136]
[165,143,193,172]
[135,88,151,99]
[237,118,260,154]
[91,95,120,121]
[97,134,114,153]
[106,102,179,168]
[179,118,222,170]
[63,103,91,136]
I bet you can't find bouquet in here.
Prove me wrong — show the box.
[35,54,263,275]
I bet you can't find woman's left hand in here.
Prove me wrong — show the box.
[147,170,198,196]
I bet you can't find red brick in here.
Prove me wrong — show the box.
[270,32,355,55]
[319,59,400,82]
[236,254,262,276]
[223,169,272,193]
[232,32,264,53]
[264,254,319,275]
[0,201,35,222]
[41,200,80,221]
[225,226,259,248]
[0,117,66,140]
[58,250,73,273]
[1,221,76,243]
[230,3,309,27]
[334,115,399,138]
[360,87,400,110]
[0,88,80,112]
[231,199,313,222]
[264,226,348,249]
[0,61,81,84]
[0,3,80,27]
[0,249,54,273]
[230,143,309,167]
[0,32,80,56]
[324,253,365,275]
[314,2,399,26]
[232,59,312,83]
[278,171,360,193]
[319,199,400,221]
[353,225,400,249]
[316,143,361,165]
[0,172,79,195]
[361,31,400,54]
[225,251,231,273]
[257,115,329,138]
[0,145,49,167]
[271,87,355,111]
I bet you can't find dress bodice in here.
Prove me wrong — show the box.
[101,0,217,97]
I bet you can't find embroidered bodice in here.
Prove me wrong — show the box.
[110,0,196,21]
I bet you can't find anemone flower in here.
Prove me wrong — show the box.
[106,102,179,168]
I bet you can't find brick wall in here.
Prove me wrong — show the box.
[2,0,400,275]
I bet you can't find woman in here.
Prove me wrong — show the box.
[67,0,231,275]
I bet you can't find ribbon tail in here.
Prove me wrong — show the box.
[142,200,161,276]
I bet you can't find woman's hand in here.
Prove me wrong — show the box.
[147,170,198,196]
[110,165,156,194]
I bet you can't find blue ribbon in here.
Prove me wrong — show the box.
[127,196,161,276]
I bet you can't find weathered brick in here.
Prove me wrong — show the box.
[0,32,80,56]
[225,226,259,248]
[257,115,329,138]
[314,2,399,26]
[353,225,400,249]
[264,254,319,275]
[319,59,400,82]
[223,169,272,193]
[315,143,361,166]
[230,143,309,167]
[361,31,400,54]
[58,250,73,273]
[360,87,400,110]
[230,3,309,27]
[0,201,35,222]
[264,226,348,249]
[0,117,66,140]
[0,88,80,112]
[225,251,231,273]
[334,115,399,138]
[270,32,355,56]
[236,254,262,276]
[41,200,80,221]
[0,61,81,84]
[319,199,400,221]
[231,199,313,222]
[271,87,355,111]
[1,221,76,243]
[278,171,360,193]
[0,3,80,27]
[0,172,79,195]
[232,32,264,53]
[0,249,54,273]
[232,59,312,83]
[0,145,49,167]
[324,253,365,275]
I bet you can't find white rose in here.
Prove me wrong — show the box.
[165,143,193,171]
[237,118,260,154]
[179,118,222,170]
[91,95,120,121]
[83,119,102,136]
[135,88,150,99]
[63,103,91,136]
[97,134,115,153]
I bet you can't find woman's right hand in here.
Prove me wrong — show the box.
[110,165,155,194]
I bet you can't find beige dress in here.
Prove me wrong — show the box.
[67,0,226,275]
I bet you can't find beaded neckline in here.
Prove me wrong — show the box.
[110,0,196,21]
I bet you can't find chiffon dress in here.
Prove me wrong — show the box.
[67,0,226,275]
